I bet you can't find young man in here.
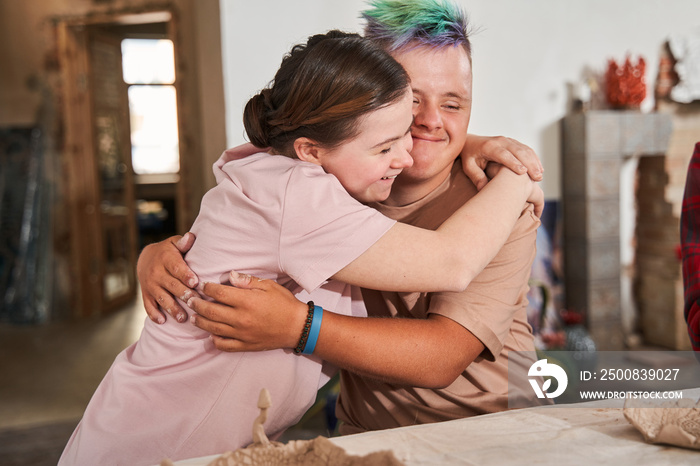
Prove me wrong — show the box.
[138,0,544,432]
[332,1,541,431]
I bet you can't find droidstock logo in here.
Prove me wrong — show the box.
[528,358,568,399]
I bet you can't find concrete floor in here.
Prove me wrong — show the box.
[0,296,145,431]
[0,295,145,465]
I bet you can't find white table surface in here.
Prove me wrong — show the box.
[173,388,700,466]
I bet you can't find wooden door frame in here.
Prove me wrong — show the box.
[56,7,180,317]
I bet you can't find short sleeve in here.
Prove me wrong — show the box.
[279,165,396,292]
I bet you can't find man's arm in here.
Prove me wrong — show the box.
[190,204,539,388]
[188,274,481,389]
[136,233,199,323]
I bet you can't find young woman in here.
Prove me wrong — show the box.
[60,31,540,465]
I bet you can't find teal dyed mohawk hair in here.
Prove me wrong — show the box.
[362,0,471,54]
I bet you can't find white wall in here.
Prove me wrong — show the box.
[220,0,700,199]
[219,0,365,149]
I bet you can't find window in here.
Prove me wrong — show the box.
[121,38,179,175]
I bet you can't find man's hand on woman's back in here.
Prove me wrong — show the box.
[137,232,199,323]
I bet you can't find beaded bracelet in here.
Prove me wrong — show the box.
[302,305,323,355]
[294,301,315,354]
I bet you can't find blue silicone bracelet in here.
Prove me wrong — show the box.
[302,305,323,355]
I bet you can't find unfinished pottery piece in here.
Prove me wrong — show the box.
[623,397,700,450]
[161,388,404,465]
[204,388,403,466]
[205,435,404,466]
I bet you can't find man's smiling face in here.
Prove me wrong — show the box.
[390,43,473,193]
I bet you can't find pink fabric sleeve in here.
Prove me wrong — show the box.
[279,165,396,292]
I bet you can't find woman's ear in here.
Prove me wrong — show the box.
[294,138,324,165]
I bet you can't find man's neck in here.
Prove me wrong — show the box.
[382,169,452,207]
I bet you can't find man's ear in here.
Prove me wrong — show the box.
[294,137,324,165]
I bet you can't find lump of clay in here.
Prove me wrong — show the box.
[623,397,700,450]
[207,388,404,466]
[161,388,404,465]
[207,436,403,466]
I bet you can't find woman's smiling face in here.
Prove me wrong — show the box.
[310,89,415,204]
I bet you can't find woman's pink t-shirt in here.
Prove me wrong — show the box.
[59,144,395,465]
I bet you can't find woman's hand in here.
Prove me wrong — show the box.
[461,134,544,190]
[136,232,200,324]
[488,163,545,218]
[188,271,308,352]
